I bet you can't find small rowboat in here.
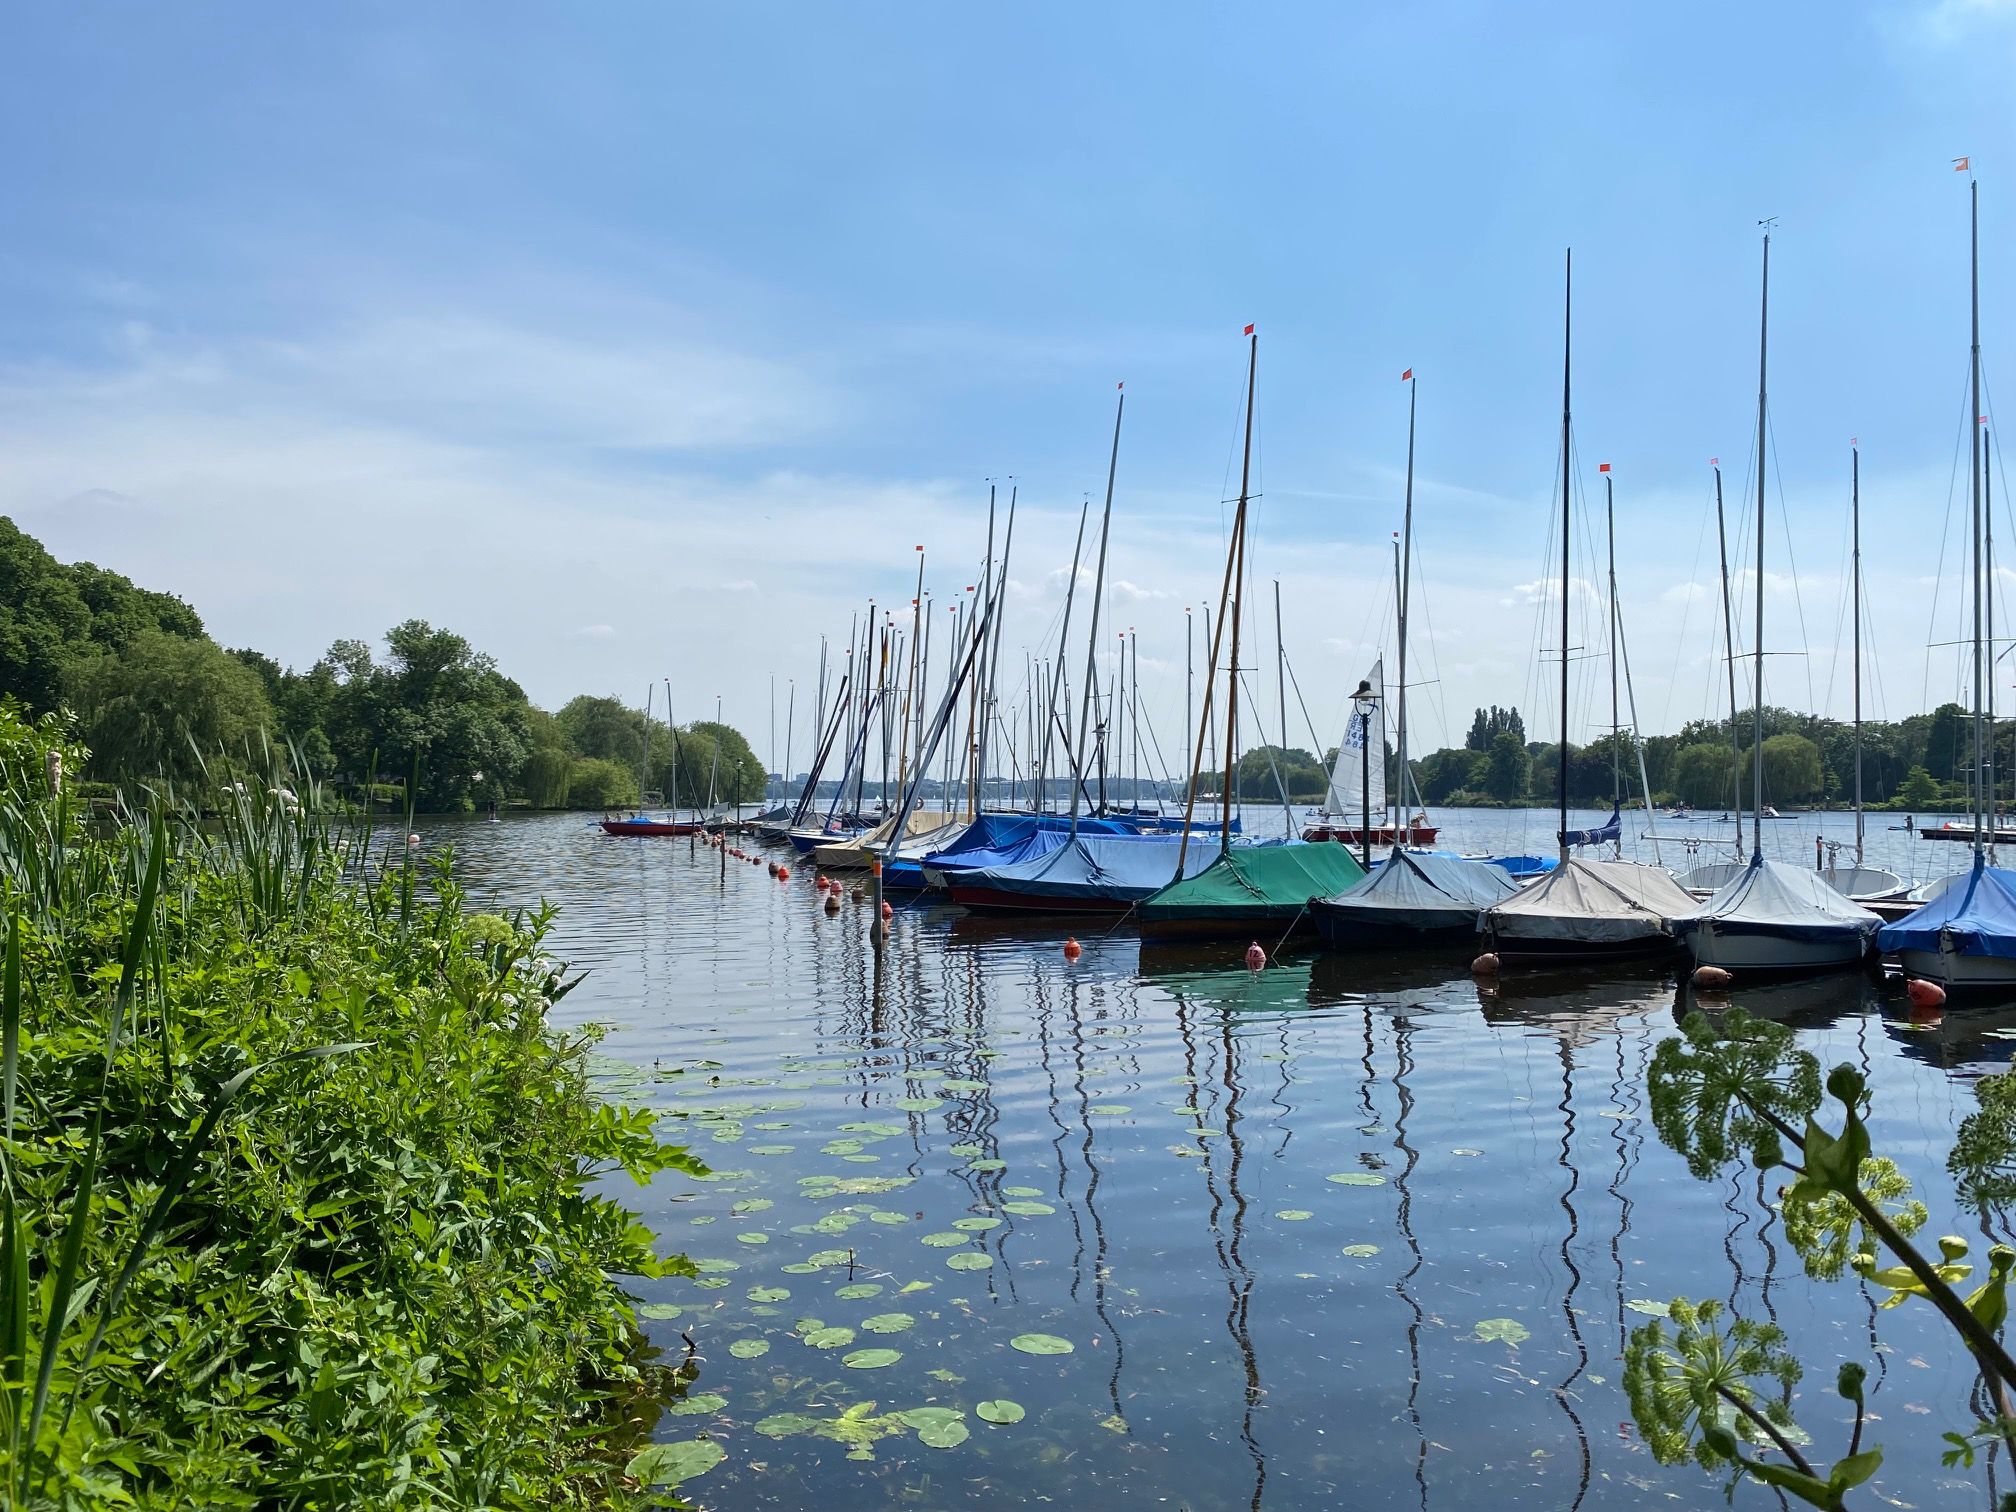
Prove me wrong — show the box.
[600,815,702,837]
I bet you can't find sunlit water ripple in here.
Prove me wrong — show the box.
[417,810,2016,1511]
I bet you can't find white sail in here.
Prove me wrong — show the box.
[1326,660,1387,818]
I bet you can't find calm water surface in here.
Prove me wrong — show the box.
[422,810,2016,1511]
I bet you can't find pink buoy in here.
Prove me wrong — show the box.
[1691,965,1734,989]
[1245,941,1266,971]
[880,900,893,920]
[1470,953,1500,976]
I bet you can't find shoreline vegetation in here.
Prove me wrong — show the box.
[0,703,705,1509]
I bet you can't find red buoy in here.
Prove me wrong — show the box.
[777,866,790,881]
[1691,965,1734,989]
[1245,941,1266,971]
[816,872,830,890]
[880,900,893,920]
[1063,937,1083,961]
[1470,953,1500,976]
[1906,978,1948,1011]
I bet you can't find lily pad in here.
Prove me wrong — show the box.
[748,1286,790,1303]
[918,1417,969,1448]
[626,1439,724,1488]
[693,1258,741,1273]
[1341,1244,1381,1257]
[946,1252,991,1271]
[804,1326,856,1349]
[732,1198,774,1214]
[728,1338,770,1358]
[1624,1299,1673,1317]
[1009,1332,1074,1355]
[843,1347,903,1369]
[953,1216,1003,1232]
[835,1283,884,1299]
[1325,1172,1386,1187]
[638,1303,684,1319]
[1003,1185,1045,1198]
[668,1393,728,1417]
[869,1210,911,1225]
[780,1262,819,1275]
[862,1312,915,1333]
[1474,1318,1532,1347]
[895,1097,943,1113]
[921,1231,969,1248]
[747,1144,795,1155]
[976,1399,1025,1424]
[1275,1210,1313,1221]
[1089,1104,1132,1115]
[968,1158,1007,1173]
[754,1412,819,1438]
[807,1249,853,1267]
[949,1142,984,1157]
[1001,1201,1055,1216]
[736,1231,770,1245]
[939,1079,989,1093]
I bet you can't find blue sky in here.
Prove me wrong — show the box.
[2,2,2012,769]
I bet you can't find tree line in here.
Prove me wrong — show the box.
[0,515,763,811]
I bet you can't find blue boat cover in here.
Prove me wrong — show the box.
[1876,855,2016,957]
[1675,855,1881,943]
[960,835,1258,904]
[1560,807,1621,849]
[928,817,1150,876]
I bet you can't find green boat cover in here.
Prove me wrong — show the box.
[1138,843,1367,923]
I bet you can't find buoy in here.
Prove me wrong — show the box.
[767,861,778,876]
[777,866,790,881]
[406,833,420,847]
[851,886,866,902]
[1470,953,1499,976]
[1691,965,1735,989]
[880,900,893,920]
[816,873,830,890]
[1063,937,1083,961]
[1907,978,1948,1011]
[824,891,841,913]
[1245,941,1267,971]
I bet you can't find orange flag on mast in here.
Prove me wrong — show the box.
[1956,156,1971,172]
[1401,368,1413,381]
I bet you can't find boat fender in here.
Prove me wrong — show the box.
[1691,965,1734,989]
[1245,942,1266,971]
[1470,953,1499,976]
[1906,978,1947,1011]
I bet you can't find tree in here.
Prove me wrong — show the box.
[1923,701,1967,783]
[1759,733,1823,805]
[1466,708,1490,752]
[1671,742,1737,808]
[566,757,638,810]
[1417,747,1482,804]
[1484,731,1529,802]
[1235,744,1327,803]
[1898,764,1939,807]
[556,695,651,770]
[666,721,766,806]
[67,629,275,788]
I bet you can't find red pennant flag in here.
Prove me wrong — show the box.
[1598,462,1611,473]
[1401,368,1413,381]
[1956,156,1971,172]
[1242,323,1255,336]
[1117,380,1124,391]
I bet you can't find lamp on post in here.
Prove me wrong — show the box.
[1350,678,1377,869]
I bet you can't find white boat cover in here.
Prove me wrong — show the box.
[1819,866,1907,903]
[1674,856,1881,943]
[1319,850,1518,912]
[1483,858,1696,944]
[1325,660,1386,819]
[1678,861,1747,893]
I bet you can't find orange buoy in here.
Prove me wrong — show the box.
[880,900,893,920]
[1470,953,1500,976]
[777,866,790,881]
[1245,941,1267,971]
[1063,937,1083,961]
[1691,965,1734,989]
[816,872,830,890]
[1906,978,1948,1010]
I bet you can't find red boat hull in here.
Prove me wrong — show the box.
[600,819,702,837]
[946,884,1132,916]
[1302,823,1439,846]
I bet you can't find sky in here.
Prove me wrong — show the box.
[2,2,2014,777]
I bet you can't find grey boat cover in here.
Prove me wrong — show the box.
[1674,856,1881,943]
[1318,850,1518,915]
[1483,858,1696,945]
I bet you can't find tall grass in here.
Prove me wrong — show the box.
[0,704,701,1508]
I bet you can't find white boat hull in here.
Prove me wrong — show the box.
[1896,946,2016,989]
[1684,921,1871,974]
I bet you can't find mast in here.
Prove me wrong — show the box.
[642,681,654,808]
[1398,367,1416,838]
[1713,466,1743,855]
[1973,173,1986,860]
[1990,425,1998,850]
[1852,445,1864,865]
[1185,606,1194,801]
[1070,389,1125,829]
[1132,630,1143,806]
[979,487,1018,811]
[1606,468,1621,855]
[1039,501,1090,812]
[1391,537,1404,834]
[1274,579,1287,801]
[1221,327,1258,859]
[1752,227,1769,864]
[1557,250,1572,863]
[784,679,794,804]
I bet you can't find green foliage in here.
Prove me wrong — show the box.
[1672,741,1737,808]
[1759,733,1823,805]
[0,706,700,1507]
[1234,744,1328,802]
[1898,765,1941,807]
[569,756,641,810]
[1647,1009,1821,1178]
[557,696,652,770]
[0,517,205,715]
[1483,731,1529,802]
[66,629,276,789]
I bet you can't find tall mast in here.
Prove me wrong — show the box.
[1131,630,1142,805]
[784,679,795,802]
[1221,327,1258,858]
[980,486,1018,810]
[1973,174,1986,861]
[1713,465,1743,856]
[642,681,654,806]
[1398,368,1417,838]
[1990,425,1998,851]
[1557,250,1572,862]
[1752,227,1770,864]
[1070,389,1125,829]
[1391,537,1404,833]
[1852,445,1864,865]
[1273,580,1287,788]
[1185,605,1194,798]
[1038,501,1090,812]
[1605,468,1621,855]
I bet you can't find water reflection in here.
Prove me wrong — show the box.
[415,815,2003,1511]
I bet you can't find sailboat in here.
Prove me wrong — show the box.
[1479,251,1698,966]
[1822,443,1906,901]
[1675,228,1880,975]
[1304,374,1438,848]
[1879,170,2016,990]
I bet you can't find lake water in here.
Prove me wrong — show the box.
[423,809,2016,1511]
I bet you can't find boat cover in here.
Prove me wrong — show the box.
[1674,856,1881,942]
[1483,858,1696,944]
[1818,866,1907,903]
[1877,856,2016,957]
[1138,843,1366,923]
[957,834,1240,904]
[1561,807,1621,849]
[1320,849,1519,913]
[927,818,1147,876]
